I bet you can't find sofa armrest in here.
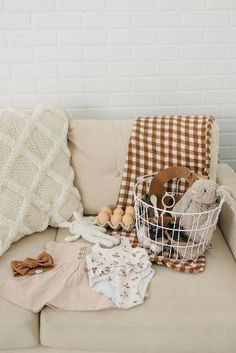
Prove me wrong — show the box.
[217,163,236,261]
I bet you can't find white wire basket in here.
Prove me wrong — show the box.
[133,173,224,261]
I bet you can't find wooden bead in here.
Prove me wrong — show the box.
[125,206,135,217]
[110,214,122,226]
[113,207,125,216]
[122,214,133,228]
[100,206,112,216]
[97,211,109,224]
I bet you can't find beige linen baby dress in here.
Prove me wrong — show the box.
[0,241,114,312]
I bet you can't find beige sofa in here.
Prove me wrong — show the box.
[0,120,236,353]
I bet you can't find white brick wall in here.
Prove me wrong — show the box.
[0,0,236,169]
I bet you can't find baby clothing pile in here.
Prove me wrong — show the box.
[87,238,154,309]
[0,237,154,312]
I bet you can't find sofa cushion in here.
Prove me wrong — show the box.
[40,227,236,353]
[217,163,236,261]
[0,104,82,256]
[68,119,133,215]
[0,227,56,349]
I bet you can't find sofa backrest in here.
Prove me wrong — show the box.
[68,119,219,215]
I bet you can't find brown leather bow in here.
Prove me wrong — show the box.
[11,252,54,276]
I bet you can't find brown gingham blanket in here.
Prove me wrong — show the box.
[114,115,214,274]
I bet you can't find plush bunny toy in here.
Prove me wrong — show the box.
[172,179,236,244]
[60,212,120,248]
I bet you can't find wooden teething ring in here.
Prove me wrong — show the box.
[148,166,199,227]
[149,166,195,209]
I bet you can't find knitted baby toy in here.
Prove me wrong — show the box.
[60,212,120,248]
[172,179,236,244]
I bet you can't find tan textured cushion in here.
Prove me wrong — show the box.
[41,228,236,353]
[68,119,219,215]
[68,119,133,215]
[0,227,56,349]
[217,163,236,260]
[0,104,82,255]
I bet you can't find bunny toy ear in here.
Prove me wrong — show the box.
[73,211,82,220]
[216,185,236,215]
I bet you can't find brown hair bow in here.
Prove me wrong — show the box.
[11,252,54,277]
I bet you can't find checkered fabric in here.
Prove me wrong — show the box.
[117,115,214,208]
[149,254,206,274]
[114,115,214,274]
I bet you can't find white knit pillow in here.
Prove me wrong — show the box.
[0,104,83,255]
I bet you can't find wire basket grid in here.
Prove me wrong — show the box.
[133,174,224,261]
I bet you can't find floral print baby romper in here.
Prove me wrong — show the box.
[86,237,154,309]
